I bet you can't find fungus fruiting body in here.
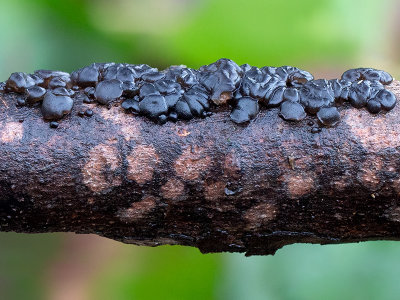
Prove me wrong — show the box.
[1,60,396,128]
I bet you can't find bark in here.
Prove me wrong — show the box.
[1,81,400,256]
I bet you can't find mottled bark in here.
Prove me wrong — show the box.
[1,81,400,256]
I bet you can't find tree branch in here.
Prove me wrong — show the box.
[1,79,400,256]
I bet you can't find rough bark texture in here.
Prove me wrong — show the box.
[1,81,400,256]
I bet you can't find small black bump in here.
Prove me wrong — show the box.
[158,114,168,124]
[49,121,59,128]
[85,109,93,117]
[16,97,26,106]
[168,111,178,121]
[311,127,321,133]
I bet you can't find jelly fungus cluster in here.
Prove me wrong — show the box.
[1,59,396,128]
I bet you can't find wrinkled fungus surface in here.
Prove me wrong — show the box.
[1,60,397,128]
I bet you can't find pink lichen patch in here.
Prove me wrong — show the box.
[343,86,400,151]
[99,105,140,141]
[118,195,157,223]
[161,178,185,200]
[126,144,159,185]
[283,172,315,198]
[332,180,349,192]
[244,202,277,230]
[204,180,226,201]
[174,145,212,181]
[357,156,383,191]
[0,121,23,143]
[223,151,241,179]
[82,143,122,193]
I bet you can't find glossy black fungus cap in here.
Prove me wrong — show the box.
[230,97,259,124]
[316,107,340,126]
[2,59,397,128]
[41,92,73,120]
[279,101,306,121]
[341,68,393,85]
[299,79,335,114]
[94,79,123,105]
[6,72,36,92]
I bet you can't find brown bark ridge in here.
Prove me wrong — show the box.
[1,81,400,256]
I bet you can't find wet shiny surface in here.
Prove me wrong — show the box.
[2,59,397,128]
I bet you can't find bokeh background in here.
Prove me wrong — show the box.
[0,0,400,299]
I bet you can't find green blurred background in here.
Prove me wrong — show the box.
[1,0,400,299]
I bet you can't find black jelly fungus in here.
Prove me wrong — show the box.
[175,99,193,120]
[41,92,74,120]
[94,79,123,105]
[311,127,321,133]
[73,65,99,86]
[279,101,306,121]
[6,72,36,92]
[85,109,93,117]
[268,86,285,107]
[26,86,46,102]
[139,94,168,118]
[16,97,26,106]
[376,89,396,111]
[168,111,178,121]
[121,99,139,112]
[366,99,381,114]
[49,121,59,128]
[316,107,340,126]
[158,114,168,124]
[230,97,259,124]
[283,88,299,102]
[84,87,95,97]
[0,60,396,127]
